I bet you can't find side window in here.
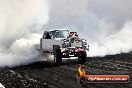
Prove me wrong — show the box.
[45,32,51,39]
[43,31,47,39]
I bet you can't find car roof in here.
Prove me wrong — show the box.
[47,29,69,32]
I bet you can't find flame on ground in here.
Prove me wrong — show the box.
[77,64,86,76]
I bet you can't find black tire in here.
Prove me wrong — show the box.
[78,51,87,64]
[54,46,62,65]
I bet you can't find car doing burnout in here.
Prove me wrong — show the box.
[38,29,89,65]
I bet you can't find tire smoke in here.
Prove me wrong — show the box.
[0,0,49,67]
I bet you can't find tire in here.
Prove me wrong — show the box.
[53,45,62,65]
[78,51,87,64]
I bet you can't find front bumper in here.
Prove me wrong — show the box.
[61,48,86,58]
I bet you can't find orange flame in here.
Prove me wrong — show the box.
[78,64,86,76]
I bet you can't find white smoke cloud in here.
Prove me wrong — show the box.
[0,0,49,67]
[47,0,132,56]
[89,21,132,56]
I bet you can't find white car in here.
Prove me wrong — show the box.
[38,29,89,65]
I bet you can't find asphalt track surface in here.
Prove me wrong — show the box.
[0,53,132,88]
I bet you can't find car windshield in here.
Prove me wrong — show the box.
[50,30,69,38]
